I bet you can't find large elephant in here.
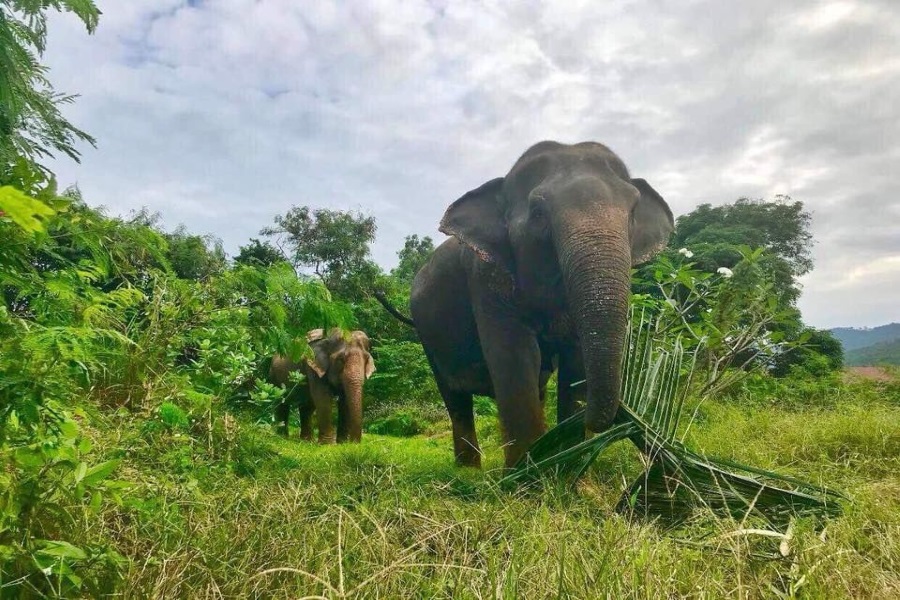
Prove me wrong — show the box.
[410,141,673,468]
[269,328,376,443]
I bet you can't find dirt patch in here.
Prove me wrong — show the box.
[844,366,896,383]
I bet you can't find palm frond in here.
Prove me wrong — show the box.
[503,305,844,523]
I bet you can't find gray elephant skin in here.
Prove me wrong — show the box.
[410,141,674,468]
[269,328,376,443]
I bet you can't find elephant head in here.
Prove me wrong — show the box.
[307,327,376,441]
[440,141,673,433]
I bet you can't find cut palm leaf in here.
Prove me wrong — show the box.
[503,306,844,524]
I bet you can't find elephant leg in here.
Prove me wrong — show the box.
[336,392,348,443]
[425,348,481,467]
[473,309,544,468]
[298,401,314,441]
[444,388,481,468]
[274,399,291,437]
[558,347,586,424]
[308,375,336,444]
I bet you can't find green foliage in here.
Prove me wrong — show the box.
[234,237,285,268]
[771,328,844,376]
[0,183,54,230]
[0,0,100,184]
[392,234,434,283]
[0,186,355,592]
[366,339,440,409]
[262,205,378,301]
[632,247,817,395]
[366,409,424,437]
[669,195,813,277]
[645,196,813,311]
[164,225,226,281]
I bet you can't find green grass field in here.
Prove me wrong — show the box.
[64,373,900,599]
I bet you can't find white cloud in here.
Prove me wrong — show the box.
[42,0,900,328]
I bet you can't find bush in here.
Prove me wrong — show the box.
[367,339,441,409]
[770,328,844,377]
[366,410,424,437]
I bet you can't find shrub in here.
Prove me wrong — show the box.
[367,339,441,408]
[366,410,424,437]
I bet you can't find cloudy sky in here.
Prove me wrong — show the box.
[43,0,898,328]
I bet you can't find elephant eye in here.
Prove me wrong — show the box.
[529,196,548,219]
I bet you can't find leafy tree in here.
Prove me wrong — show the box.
[164,225,226,281]
[392,234,434,283]
[664,196,813,306]
[261,206,377,299]
[634,196,840,380]
[0,0,100,188]
[234,238,285,268]
[771,328,844,376]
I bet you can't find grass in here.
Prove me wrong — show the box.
[47,372,900,599]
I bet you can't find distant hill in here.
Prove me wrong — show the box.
[830,323,900,352]
[845,337,900,367]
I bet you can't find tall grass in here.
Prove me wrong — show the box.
[83,395,900,598]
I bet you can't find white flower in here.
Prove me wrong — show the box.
[717,267,734,278]
[678,247,694,258]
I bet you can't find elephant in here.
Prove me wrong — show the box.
[409,141,673,468]
[268,327,376,443]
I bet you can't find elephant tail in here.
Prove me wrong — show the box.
[373,290,415,327]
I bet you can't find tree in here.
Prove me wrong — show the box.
[770,328,844,376]
[392,234,434,283]
[261,206,377,299]
[634,196,840,379]
[667,196,813,305]
[164,225,226,281]
[0,1,100,190]
[234,238,285,268]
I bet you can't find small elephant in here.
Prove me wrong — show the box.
[269,328,376,443]
[410,141,674,468]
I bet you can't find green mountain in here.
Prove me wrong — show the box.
[830,323,900,352]
[845,337,900,367]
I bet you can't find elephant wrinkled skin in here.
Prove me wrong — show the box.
[410,141,674,468]
[269,328,376,444]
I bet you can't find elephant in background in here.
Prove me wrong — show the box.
[269,328,376,443]
[410,141,674,468]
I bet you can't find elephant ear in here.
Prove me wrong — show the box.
[630,178,675,266]
[364,351,376,379]
[306,339,330,378]
[439,177,514,276]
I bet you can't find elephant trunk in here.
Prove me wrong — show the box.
[341,354,365,442]
[555,210,631,433]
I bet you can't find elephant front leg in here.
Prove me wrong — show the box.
[308,376,337,444]
[274,399,291,437]
[441,385,481,468]
[474,312,545,468]
[298,402,314,441]
[336,393,348,443]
